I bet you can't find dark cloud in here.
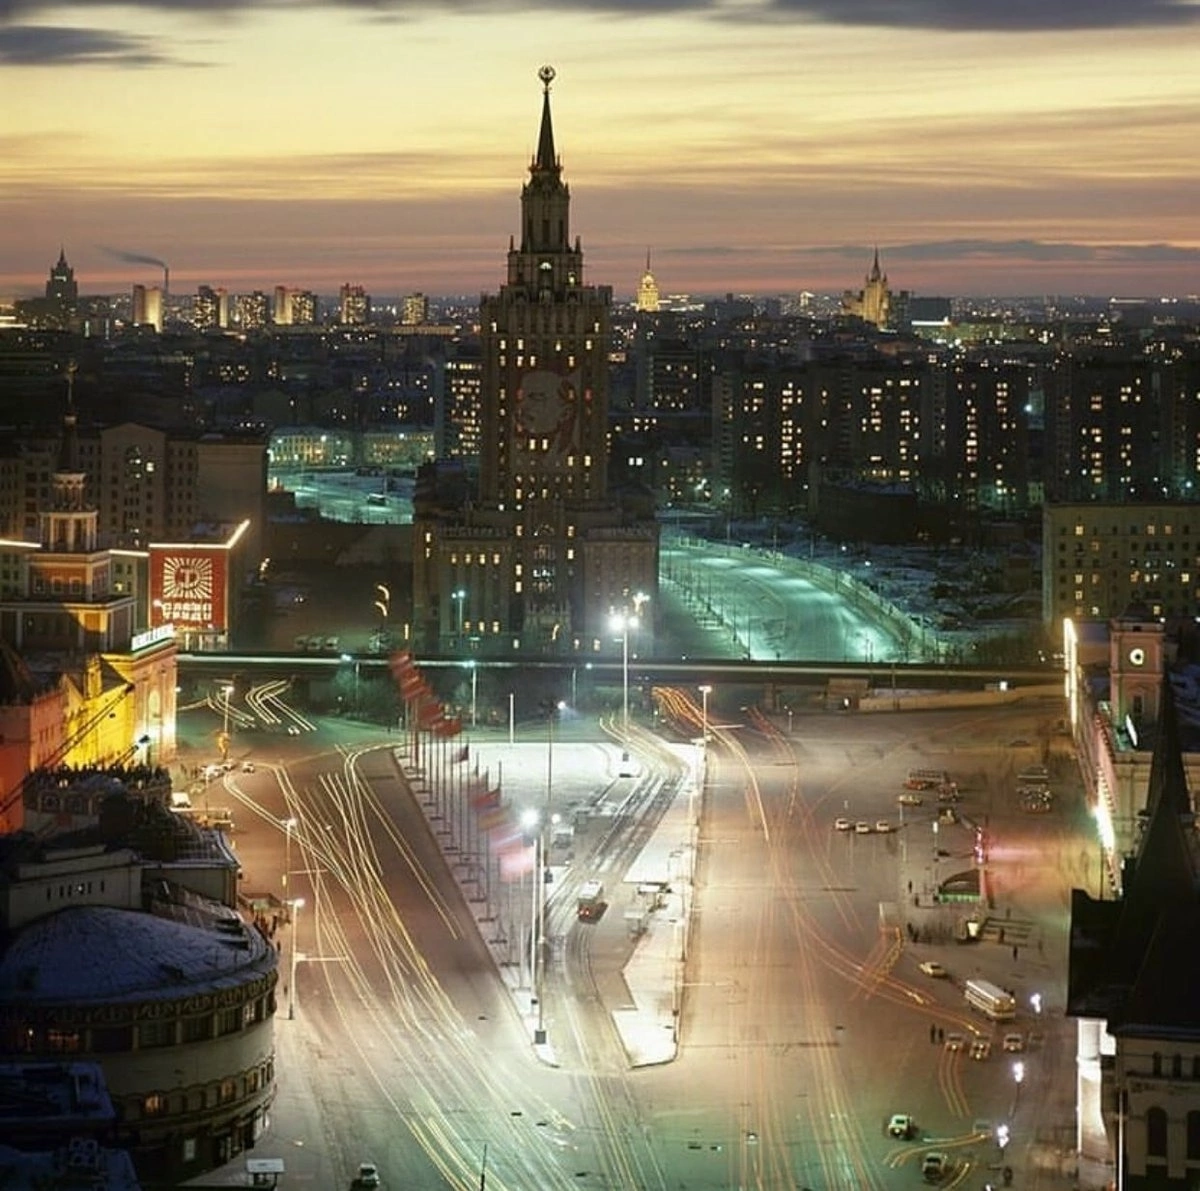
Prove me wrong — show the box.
[764,0,1200,31]
[1,0,1195,28]
[804,240,1200,264]
[0,24,166,64]
[0,0,712,17]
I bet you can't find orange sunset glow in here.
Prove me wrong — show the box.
[2,0,1199,297]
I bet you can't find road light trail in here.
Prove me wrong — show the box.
[269,741,593,1190]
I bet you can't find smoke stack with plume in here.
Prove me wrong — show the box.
[101,247,169,293]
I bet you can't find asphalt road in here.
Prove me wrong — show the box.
[178,676,1088,1191]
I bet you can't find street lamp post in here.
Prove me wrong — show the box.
[340,654,360,712]
[218,683,234,761]
[611,594,648,751]
[467,660,478,728]
[287,896,305,1020]
[283,816,297,902]
[532,827,545,1044]
[545,699,565,817]
[699,684,712,761]
[519,808,539,994]
[452,588,467,643]
[619,614,632,746]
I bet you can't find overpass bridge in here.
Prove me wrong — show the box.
[178,651,1057,695]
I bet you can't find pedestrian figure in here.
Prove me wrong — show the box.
[937,1027,944,1044]
[930,1023,936,1044]
[998,927,1005,944]
[1012,945,1019,961]
[908,880,913,894]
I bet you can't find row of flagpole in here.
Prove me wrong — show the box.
[388,651,541,978]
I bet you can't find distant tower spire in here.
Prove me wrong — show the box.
[59,359,79,475]
[535,64,558,175]
[870,245,882,282]
[636,251,660,313]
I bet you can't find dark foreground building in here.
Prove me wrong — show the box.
[1069,674,1200,1187]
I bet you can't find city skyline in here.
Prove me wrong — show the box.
[2,0,1199,300]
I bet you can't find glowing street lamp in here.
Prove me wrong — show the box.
[452,589,467,640]
[699,684,712,759]
[611,595,647,749]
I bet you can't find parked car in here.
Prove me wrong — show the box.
[854,820,872,834]
[969,1037,992,1061]
[918,961,948,979]
[921,1151,949,1183]
[241,761,255,773]
[834,817,852,831]
[351,1163,380,1190]
[887,1113,915,1139]
[1002,1032,1026,1053]
[943,1032,966,1052]
[875,819,892,833]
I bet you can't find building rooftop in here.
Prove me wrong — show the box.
[0,892,273,1005]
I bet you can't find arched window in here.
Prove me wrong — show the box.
[1187,1110,1200,1160]
[1147,1105,1168,1159]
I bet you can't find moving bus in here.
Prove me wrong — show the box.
[576,880,605,922]
[964,978,1017,1021]
[905,769,950,791]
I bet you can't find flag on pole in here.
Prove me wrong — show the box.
[400,672,428,702]
[499,842,537,880]
[417,695,444,730]
[472,786,501,810]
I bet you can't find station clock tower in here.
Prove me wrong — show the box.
[413,68,658,655]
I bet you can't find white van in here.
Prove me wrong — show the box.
[169,790,192,811]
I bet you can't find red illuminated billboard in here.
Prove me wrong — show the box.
[149,546,229,631]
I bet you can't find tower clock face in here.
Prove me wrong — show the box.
[1128,647,1146,666]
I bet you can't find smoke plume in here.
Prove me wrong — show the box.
[101,247,168,269]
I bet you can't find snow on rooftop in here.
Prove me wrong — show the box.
[0,904,274,1004]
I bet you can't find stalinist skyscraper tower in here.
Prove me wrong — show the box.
[413,67,658,655]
